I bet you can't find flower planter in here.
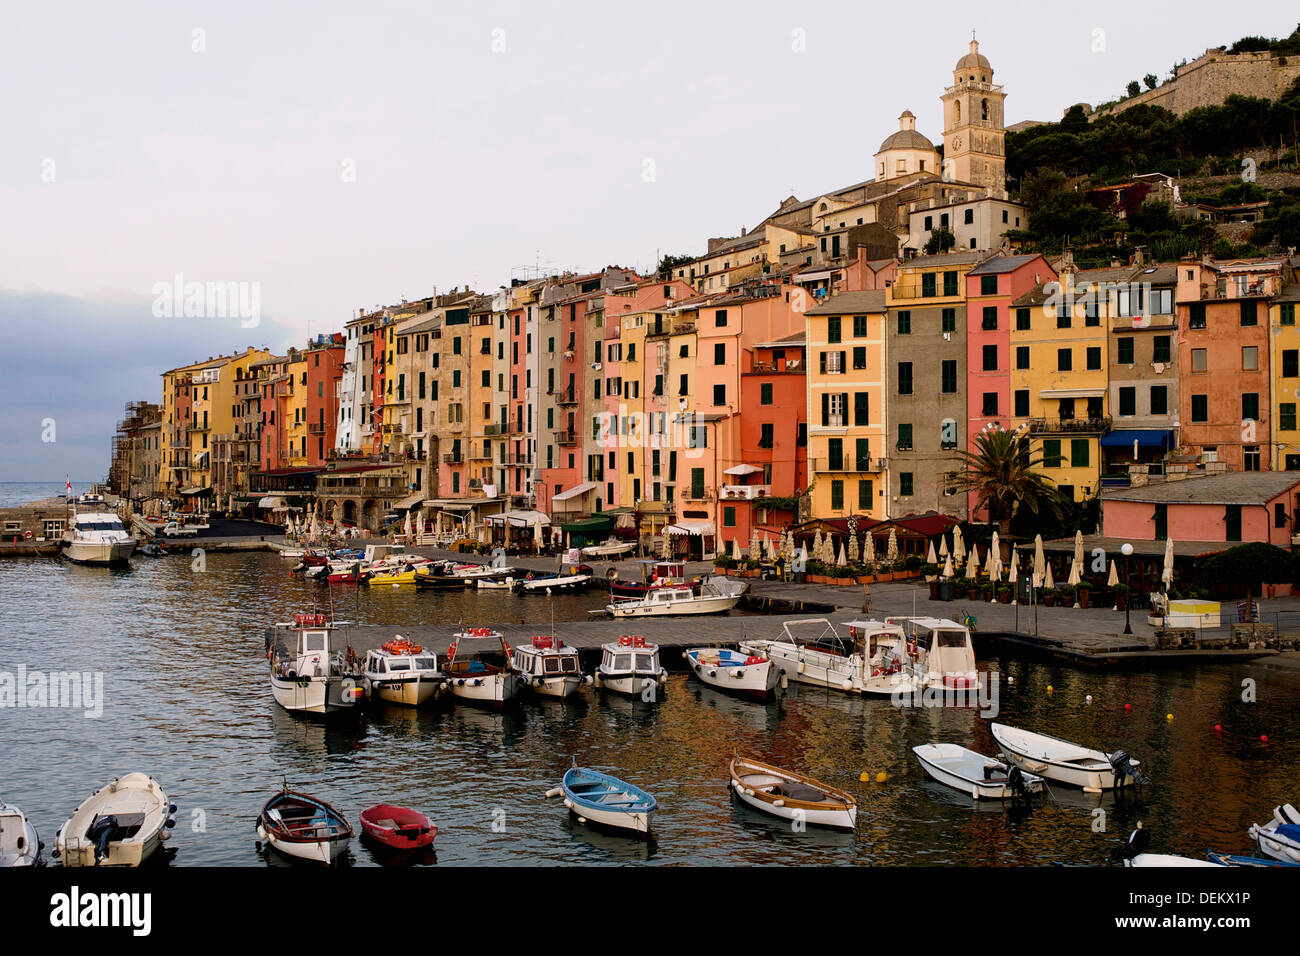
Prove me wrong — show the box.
[1078,589,1091,609]
[857,575,875,585]
[740,569,760,578]
[928,581,940,600]
[925,574,938,583]
[1113,594,1127,610]
[876,572,895,582]
[1042,595,1056,607]
[997,592,1011,604]
[832,577,856,587]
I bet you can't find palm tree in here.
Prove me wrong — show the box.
[949,429,1066,534]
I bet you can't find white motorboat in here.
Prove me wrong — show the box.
[1121,824,1221,867]
[885,616,978,689]
[991,723,1144,792]
[257,787,351,865]
[515,566,593,592]
[448,561,514,582]
[362,637,445,707]
[61,508,136,565]
[267,613,365,715]
[912,743,1045,800]
[728,756,856,831]
[684,647,779,701]
[54,773,176,867]
[1248,804,1300,863]
[512,635,587,699]
[581,537,637,558]
[603,578,743,617]
[739,618,921,696]
[0,801,42,866]
[443,627,522,707]
[594,636,667,697]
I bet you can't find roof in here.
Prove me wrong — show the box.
[967,254,1042,276]
[1033,535,1228,560]
[1101,472,1300,506]
[880,512,962,537]
[805,290,887,315]
[899,251,988,270]
[755,330,807,348]
[877,128,936,153]
[955,40,991,74]
[1275,282,1300,304]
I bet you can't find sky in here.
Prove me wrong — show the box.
[1,0,1294,480]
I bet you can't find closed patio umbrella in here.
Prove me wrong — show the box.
[927,540,937,565]
[749,529,761,563]
[848,531,859,565]
[1008,555,1019,604]
[1074,530,1085,579]
[864,531,876,567]
[1108,558,1120,610]
[836,542,847,567]
[939,535,949,559]
[952,526,964,563]
[1162,537,1175,590]
[1044,562,1055,591]
[968,543,980,577]
[1033,534,1045,589]
[941,554,954,579]
[886,528,899,564]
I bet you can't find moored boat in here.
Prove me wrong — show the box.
[1248,804,1300,863]
[991,722,1144,792]
[581,537,637,559]
[514,565,593,593]
[739,618,921,696]
[363,637,446,707]
[1206,849,1300,867]
[443,627,521,707]
[608,559,698,599]
[1120,825,1221,867]
[266,613,365,715]
[684,647,778,701]
[559,763,656,837]
[359,804,437,850]
[728,756,856,831]
[603,579,743,617]
[593,635,667,698]
[885,616,978,689]
[512,635,587,699]
[912,743,1044,801]
[61,508,136,565]
[54,773,176,867]
[257,787,351,865]
[0,801,43,866]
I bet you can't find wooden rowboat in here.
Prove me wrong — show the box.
[359,804,437,850]
[560,765,656,837]
[728,756,856,831]
[257,787,352,865]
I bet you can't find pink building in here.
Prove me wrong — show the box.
[1101,472,1300,546]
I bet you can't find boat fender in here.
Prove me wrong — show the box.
[545,788,563,798]
[456,679,465,686]
[797,661,805,675]
[577,816,587,824]
[841,679,853,691]
[472,679,482,686]
[773,799,785,808]
[658,671,667,684]
[256,825,267,841]
[708,669,717,678]
[165,817,176,829]
[731,670,742,679]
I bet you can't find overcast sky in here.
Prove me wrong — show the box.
[1,1,1292,480]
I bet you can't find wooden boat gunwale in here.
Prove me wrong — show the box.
[728,756,855,815]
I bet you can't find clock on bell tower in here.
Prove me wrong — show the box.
[940,38,1007,199]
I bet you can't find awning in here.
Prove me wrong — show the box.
[665,521,716,536]
[1038,387,1106,399]
[393,493,424,510]
[178,486,210,496]
[560,515,616,533]
[1100,429,1174,449]
[723,464,763,476]
[552,481,597,502]
[258,496,286,509]
[484,509,550,527]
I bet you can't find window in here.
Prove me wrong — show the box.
[1242,346,1259,371]
[679,373,688,395]
[982,344,997,370]
[1189,303,1206,329]
[1056,303,1071,328]
[1281,303,1296,326]
[1119,387,1136,417]
[1014,389,1029,417]
[713,384,726,406]
[715,309,728,327]
[714,343,725,365]
[827,316,841,343]
[1225,504,1242,541]
[897,310,911,334]
[830,480,844,510]
[853,346,866,369]
[943,272,959,296]
[858,479,873,510]
[898,363,913,395]
[760,383,773,405]
[1150,385,1168,415]
[1086,347,1101,371]
[982,392,998,415]
[982,306,997,330]
[1243,393,1260,421]
[1015,346,1029,369]
[897,423,913,450]
[723,506,735,527]
[941,360,957,393]
[967,209,978,227]
[924,215,933,230]
[759,423,774,448]
[1117,337,1134,364]
[1191,348,1207,372]
[1042,439,1061,467]
[942,308,957,333]
[1241,301,1258,326]
[921,273,936,297]
[980,274,996,295]
[1284,350,1299,377]
[1015,307,1030,330]
[1276,502,1288,528]
[899,472,914,496]
[1281,403,1297,431]
[821,350,844,374]
[691,468,705,499]
[853,314,868,337]
[855,438,871,470]
[1057,348,1072,371]
[854,393,869,426]
[1153,336,1171,364]
[1190,394,1208,422]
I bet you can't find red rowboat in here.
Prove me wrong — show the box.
[359,804,437,850]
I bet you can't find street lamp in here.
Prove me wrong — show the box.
[1121,542,1134,635]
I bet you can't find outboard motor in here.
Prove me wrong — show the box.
[1008,766,1032,799]
[1118,823,1150,862]
[86,815,118,865]
[1108,749,1146,790]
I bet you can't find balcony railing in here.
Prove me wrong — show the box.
[442,454,463,464]
[811,457,883,473]
[1026,416,1112,435]
[553,429,578,445]
[308,423,326,434]
[503,457,534,467]
[720,483,772,500]
[556,389,578,406]
[484,423,506,436]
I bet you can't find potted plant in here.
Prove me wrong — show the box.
[1057,583,1076,607]
[958,577,977,600]
[741,557,761,578]
[922,562,939,583]
[980,580,996,601]
[1111,582,1129,610]
[1041,587,1057,607]
[1077,580,1092,608]
[997,586,1012,604]
[713,553,737,575]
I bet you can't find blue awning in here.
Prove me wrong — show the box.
[1100,429,1173,449]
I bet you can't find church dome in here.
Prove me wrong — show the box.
[877,110,935,153]
[955,39,991,76]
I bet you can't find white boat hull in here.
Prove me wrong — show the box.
[595,672,664,698]
[271,674,358,714]
[1126,853,1221,868]
[55,773,171,867]
[913,744,1044,800]
[687,653,778,700]
[991,722,1138,791]
[446,671,520,707]
[0,807,40,867]
[518,574,590,592]
[63,539,136,565]
[371,677,444,707]
[1249,818,1300,863]
[257,825,350,864]
[607,595,739,617]
[729,778,856,830]
[520,674,584,699]
[563,797,651,835]
[742,640,861,694]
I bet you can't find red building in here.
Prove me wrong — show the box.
[303,336,345,466]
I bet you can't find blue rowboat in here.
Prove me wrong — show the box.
[1207,849,1300,867]
[560,765,657,837]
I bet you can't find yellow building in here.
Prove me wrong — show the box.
[1270,286,1300,470]
[804,291,887,519]
[1010,267,1112,501]
[173,347,269,496]
[615,308,649,507]
[665,308,699,515]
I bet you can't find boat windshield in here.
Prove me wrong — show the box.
[635,653,656,670]
[613,653,631,670]
[936,631,969,647]
[414,657,437,670]
[302,632,326,653]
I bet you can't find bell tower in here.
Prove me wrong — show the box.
[941,37,1007,199]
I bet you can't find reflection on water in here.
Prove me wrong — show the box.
[1,551,1297,866]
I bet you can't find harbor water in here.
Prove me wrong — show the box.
[1,545,1297,866]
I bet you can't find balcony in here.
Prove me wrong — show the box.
[1026,416,1112,435]
[682,488,715,502]
[503,456,534,467]
[484,423,506,436]
[308,423,326,434]
[812,457,882,473]
[556,389,578,406]
[553,429,578,445]
[442,454,464,464]
[746,359,804,375]
[720,483,771,500]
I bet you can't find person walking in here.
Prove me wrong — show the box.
[861,583,872,614]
